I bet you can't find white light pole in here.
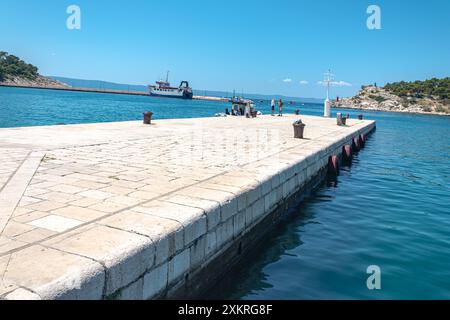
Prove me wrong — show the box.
[323,69,333,118]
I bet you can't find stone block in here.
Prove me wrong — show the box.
[205,231,217,257]
[98,210,181,264]
[5,288,41,300]
[27,215,83,233]
[143,263,168,300]
[264,189,277,213]
[233,210,246,238]
[168,248,190,284]
[190,235,206,269]
[215,218,234,248]
[44,225,154,296]
[118,278,143,300]
[252,197,265,221]
[138,200,206,246]
[161,194,221,231]
[2,245,105,300]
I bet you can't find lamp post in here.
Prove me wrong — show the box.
[323,69,333,118]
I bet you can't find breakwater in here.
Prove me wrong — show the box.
[0,83,229,102]
[0,115,375,299]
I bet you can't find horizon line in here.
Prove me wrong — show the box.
[48,75,332,101]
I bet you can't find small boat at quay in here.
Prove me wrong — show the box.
[215,94,258,117]
[148,71,193,99]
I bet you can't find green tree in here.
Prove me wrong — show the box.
[0,51,39,80]
[384,77,450,102]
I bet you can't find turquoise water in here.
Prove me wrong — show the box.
[1,87,450,299]
[0,87,227,128]
[211,112,450,300]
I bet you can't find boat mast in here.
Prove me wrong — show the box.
[166,71,170,83]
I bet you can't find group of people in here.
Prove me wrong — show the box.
[224,98,285,118]
[226,101,255,118]
[271,98,283,116]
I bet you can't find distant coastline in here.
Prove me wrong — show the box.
[0,82,232,102]
[0,82,148,96]
[2,52,448,115]
[333,102,450,117]
[0,76,323,104]
[0,51,322,104]
[49,76,324,104]
[0,75,69,89]
[335,82,449,116]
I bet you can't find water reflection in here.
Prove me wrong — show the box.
[207,190,323,299]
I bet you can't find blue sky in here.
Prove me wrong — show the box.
[1,0,449,98]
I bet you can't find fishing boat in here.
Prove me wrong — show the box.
[148,71,193,99]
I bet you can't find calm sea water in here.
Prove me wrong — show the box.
[1,87,450,299]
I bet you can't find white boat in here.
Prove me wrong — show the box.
[148,71,193,99]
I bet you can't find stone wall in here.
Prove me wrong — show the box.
[109,122,376,300]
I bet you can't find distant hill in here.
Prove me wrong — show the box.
[384,78,449,103]
[0,51,38,81]
[335,79,450,115]
[50,76,147,92]
[0,52,68,88]
[50,76,323,104]
[0,52,322,104]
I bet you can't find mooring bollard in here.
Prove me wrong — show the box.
[293,120,306,139]
[337,113,342,126]
[337,113,347,126]
[295,109,300,115]
[358,114,363,120]
[143,111,153,125]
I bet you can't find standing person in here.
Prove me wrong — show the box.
[278,99,283,116]
[271,98,276,116]
[232,104,237,116]
[245,102,251,118]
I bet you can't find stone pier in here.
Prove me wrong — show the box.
[0,115,375,300]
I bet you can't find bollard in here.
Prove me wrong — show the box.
[358,114,363,120]
[143,111,153,125]
[293,120,306,139]
[336,113,347,126]
[337,113,343,126]
[295,109,300,115]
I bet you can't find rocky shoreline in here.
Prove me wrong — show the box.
[0,75,70,89]
[334,86,449,116]
[333,103,450,116]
